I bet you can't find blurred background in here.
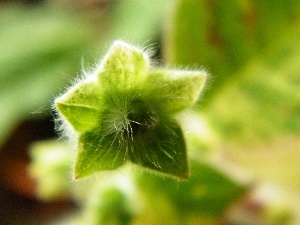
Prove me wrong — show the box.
[0,0,300,224]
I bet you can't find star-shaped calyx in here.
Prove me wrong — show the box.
[55,40,207,179]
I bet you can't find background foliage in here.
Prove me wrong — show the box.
[0,0,299,224]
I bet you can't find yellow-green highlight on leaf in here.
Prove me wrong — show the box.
[55,40,207,180]
[55,81,103,133]
[97,40,150,90]
[202,21,300,192]
[55,103,100,134]
[145,69,207,113]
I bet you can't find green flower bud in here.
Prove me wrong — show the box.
[55,40,207,179]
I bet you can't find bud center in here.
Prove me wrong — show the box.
[125,99,157,137]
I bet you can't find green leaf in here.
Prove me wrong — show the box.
[206,22,300,143]
[145,69,207,113]
[136,159,248,223]
[105,0,172,44]
[163,0,300,103]
[163,0,233,99]
[204,22,300,190]
[0,6,92,146]
[92,0,172,61]
[85,187,133,225]
[55,81,103,133]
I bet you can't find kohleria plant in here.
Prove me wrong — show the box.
[55,40,207,180]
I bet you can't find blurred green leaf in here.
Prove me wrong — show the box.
[0,6,93,146]
[205,22,300,143]
[93,0,172,56]
[29,140,72,201]
[83,186,134,225]
[164,0,300,102]
[136,159,248,224]
[109,0,171,43]
[202,21,300,191]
